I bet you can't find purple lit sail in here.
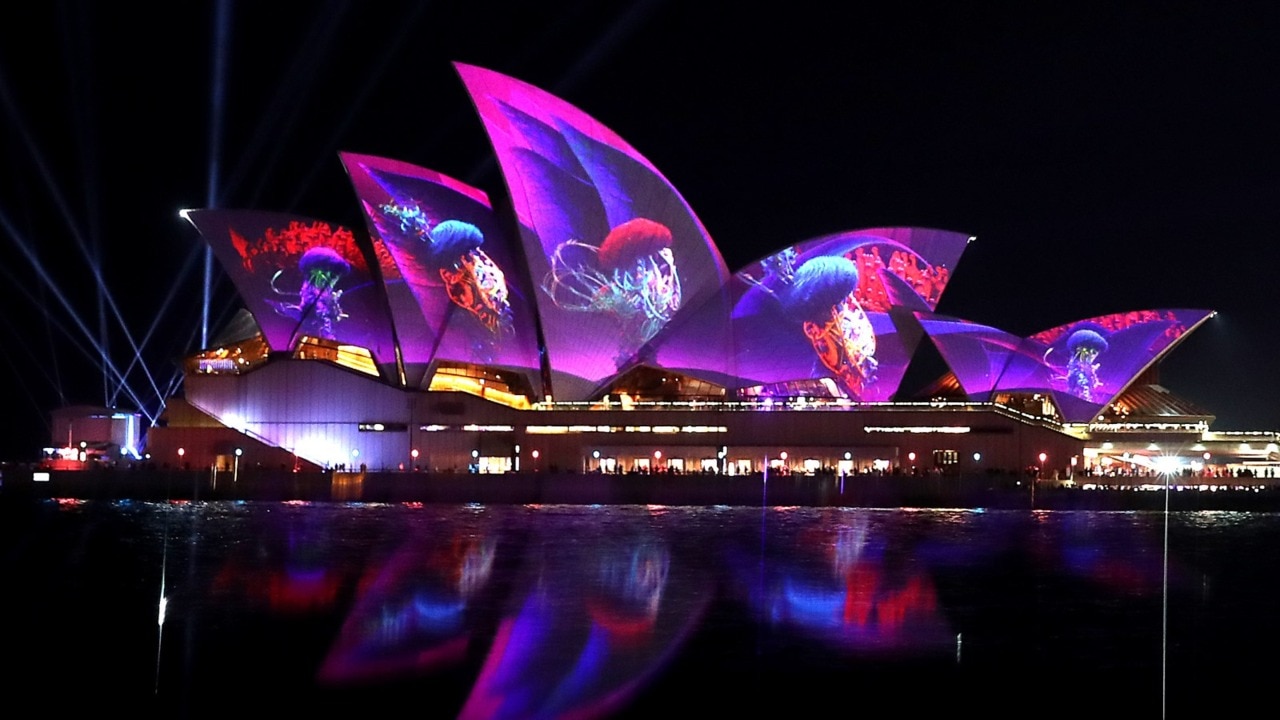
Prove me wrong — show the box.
[727,228,971,401]
[184,209,398,367]
[1026,309,1214,422]
[919,309,1215,422]
[455,62,730,400]
[341,153,541,384]
[915,312,1052,399]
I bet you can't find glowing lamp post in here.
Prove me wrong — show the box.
[532,449,540,473]
[234,448,242,484]
[411,448,419,471]
[177,447,185,468]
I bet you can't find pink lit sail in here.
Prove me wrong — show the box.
[341,152,541,385]
[456,62,730,400]
[184,209,398,367]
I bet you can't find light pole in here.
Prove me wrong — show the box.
[234,448,242,483]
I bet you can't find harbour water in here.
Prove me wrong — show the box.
[2,493,1277,718]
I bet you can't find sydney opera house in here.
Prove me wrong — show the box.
[129,63,1276,480]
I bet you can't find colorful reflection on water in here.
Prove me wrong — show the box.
[2,500,1277,717]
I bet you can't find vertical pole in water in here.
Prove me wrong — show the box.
[759,454,768,656]
[1162,469,1170,718]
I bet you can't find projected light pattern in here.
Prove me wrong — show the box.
[915,314,1046,400]
[456,62,730,399]
[342,153,540,378]
[920,309,1214,422]
[1028,309,1213,421]
[543,217,683,368]
[729,228,970,400]
[185,209,398,367]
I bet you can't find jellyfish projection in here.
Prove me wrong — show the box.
[1060,327,1109,402]
[542,217,682,366]
[378,204,514,338]
[426,219,513,335]
[784,256,878,399]
[756,246,798,287]
[269,246,352,340]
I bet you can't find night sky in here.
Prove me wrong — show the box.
[2,1,1278,460]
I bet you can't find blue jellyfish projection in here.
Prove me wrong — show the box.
[754,246,798,287]
[542,217,682,366]
[379,204,514,346]
[783,255,878,398]
[270,246,351,340]
[1061,327,1110,402]
[424,219,513,335]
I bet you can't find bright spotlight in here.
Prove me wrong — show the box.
[1154,456,1183,476]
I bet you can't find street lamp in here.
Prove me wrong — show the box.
[411,448,419,471]
[234,448,242,483]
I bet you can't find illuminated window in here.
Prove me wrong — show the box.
[601,366,726,402]
[185,334,271,375]
[294,336,379,377]
[428,362,535,409]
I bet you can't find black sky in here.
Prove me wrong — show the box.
[2,1,1278,460]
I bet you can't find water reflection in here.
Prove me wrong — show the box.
[318,519,501,683]
[7,500,1279,716]
[458,521,706,720]
[727,510,952,655]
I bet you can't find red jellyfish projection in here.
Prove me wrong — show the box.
[784,255,878,399]
[543,217,682,365]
